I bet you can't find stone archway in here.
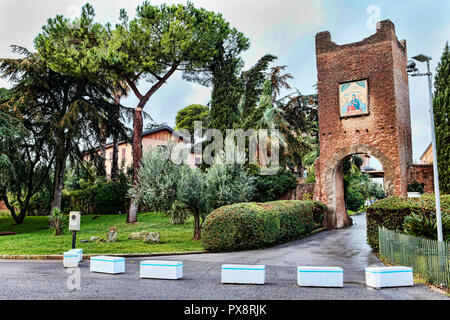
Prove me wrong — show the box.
[324,144,395,229]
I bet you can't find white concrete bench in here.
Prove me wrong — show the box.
[63,251,79,268]
[69,249,83,262]
[90,256,125,274]
[221,264,265,285]
[365,266,413,288]
[140,260,183,280]
[297,266,343,287]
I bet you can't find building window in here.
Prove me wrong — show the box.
[121,148,126,165]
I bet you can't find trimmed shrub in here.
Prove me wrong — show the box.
[202,203,280,252]
[367,195,450,251]
[202,200,327,252]
[257,201,324,242]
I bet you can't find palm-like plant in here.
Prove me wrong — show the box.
[49,207,67,236]
[269,65,294,100]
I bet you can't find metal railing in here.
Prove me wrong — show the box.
[378,227,450,290]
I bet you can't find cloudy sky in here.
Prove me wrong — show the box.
[0,0,449,163]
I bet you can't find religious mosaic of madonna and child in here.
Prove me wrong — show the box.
[339,80,369,118]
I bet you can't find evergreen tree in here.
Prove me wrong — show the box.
[433,42,450,194]
[35,3,243,223]
[175,104,209,135]
[208,31,249,133]
[0,48,127,214]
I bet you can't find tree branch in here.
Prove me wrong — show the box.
[122,73,143,101]
[144,62,180,102]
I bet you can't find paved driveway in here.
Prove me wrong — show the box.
[0,214,447,300]
[168,213,385,283]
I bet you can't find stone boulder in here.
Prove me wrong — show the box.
[128,231,149,240]
[106,227,118,242]
[143,232,161,244]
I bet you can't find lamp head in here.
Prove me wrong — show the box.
[412,54,432,62]
[406,60,416,69]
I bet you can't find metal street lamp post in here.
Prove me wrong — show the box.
[407,54,443,243]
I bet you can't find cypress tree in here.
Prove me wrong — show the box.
[433,42,450,193]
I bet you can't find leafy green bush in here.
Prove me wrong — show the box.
[367,197,419,251]
[202,203,280,252]
[131,146,182,214]
[257,201,316,241]
[367,195,450,251]
[346,185,365,211]
[62,177,129,215]
[250,168,298,202]
[205,159,256,210]
[403,212,450,241]
[202,200,326,252]
[407,181,425,194]
[403,195,450,241]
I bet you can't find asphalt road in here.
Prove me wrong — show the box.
[0,214,448,300]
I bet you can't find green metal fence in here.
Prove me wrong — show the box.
[378,227,450,290]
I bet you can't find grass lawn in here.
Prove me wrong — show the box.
[347,209,365,216]
[0,212,204,255]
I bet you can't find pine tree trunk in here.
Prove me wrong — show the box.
[111,138,119,181]
[127,106,143,223]
[111,94,121,181]
[99,127,107,177]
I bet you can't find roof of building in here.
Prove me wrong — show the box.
[420,143,432,161]
[142,125,188,140]
[101,125,188,150]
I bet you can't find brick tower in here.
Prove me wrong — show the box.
[313,20,413,229]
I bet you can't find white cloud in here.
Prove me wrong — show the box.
[183,82,211,107]
[194,0,328,64]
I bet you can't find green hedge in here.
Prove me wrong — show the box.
[257,201,325,242]
[367,195,450,251]
[62,180,129,215]
[202,200,326,252]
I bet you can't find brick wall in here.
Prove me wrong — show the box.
[314,20,413,229]
[279,182,316,201]
[408,164,434,194]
